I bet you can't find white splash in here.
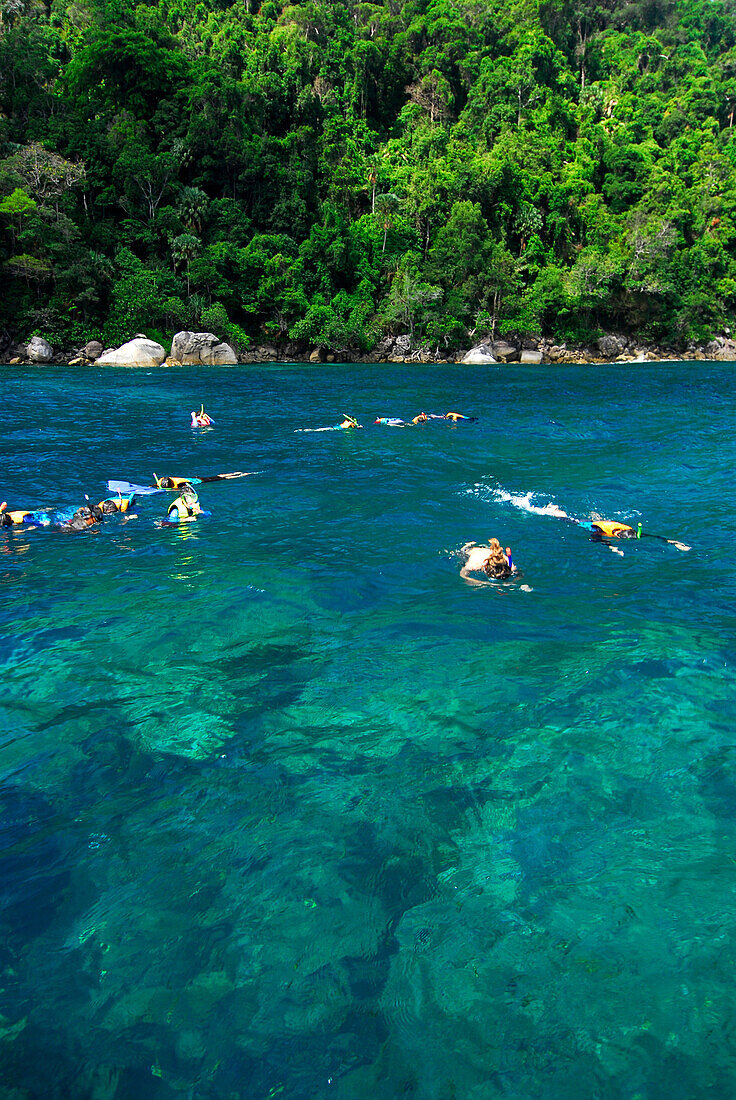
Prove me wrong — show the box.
[490,487,569,518]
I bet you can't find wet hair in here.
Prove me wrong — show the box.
[484,538,511,579]
[100,499,118,514]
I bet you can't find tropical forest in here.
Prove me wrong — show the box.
[2,0,736,355]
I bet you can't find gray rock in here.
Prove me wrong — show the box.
[597,333,628,359]
[27,336,53,363]
[711,339,736,361]
[461,343,497,365]
[84,340,103,361]
[373,336,395,358]
[170,331,236,365]
[309,347,322,363]
[520,349,543,364]
[394,335,411,355]
[96,337,166,367]
[209,342,237,365]
[491,340,518,362]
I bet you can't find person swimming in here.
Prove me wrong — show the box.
[191,405,214,427]
[62,503,104,532]
[154,474,204,489]
[445,412,476,422]
[568,513,691,552]
[97,493,135,515]
[0,501,75,528]
[338,415,362,429]
[166,486,205,522]
[412,412,428,424]
[375,417,407,426]
[0,502,34,526]
[459,538,516,583]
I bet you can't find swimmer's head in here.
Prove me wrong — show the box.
[181,489,199,507]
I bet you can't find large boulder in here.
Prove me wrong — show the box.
[171,331,237,365]
[491,339,518,362]
[461,343,497,365]
[597,333,628,360]
[27,336,53,363]
[393,334,411,356]
[520,349,543,364]
[96,337,166,367]
[84,340,103,361]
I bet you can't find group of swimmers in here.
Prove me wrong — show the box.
[456,509,690,587]
[332,411,476,429]
[2,402,692,576]
[0,493,135,532]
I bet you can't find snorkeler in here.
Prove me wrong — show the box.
[459,538,516,583]
[166,486,206,523]
[0,502,35,526]
[444,412,477,422]
[411,412,428,424]
[61,503,105,532]
[191,405,214,427]
[97,493,135,515]
[374,417,407,426]
[338,415,362,429]
[0,501,78,529]
[566,513,691,552]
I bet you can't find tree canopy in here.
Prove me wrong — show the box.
[2,0,736,351]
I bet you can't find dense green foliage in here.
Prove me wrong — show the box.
[3,0,736,351]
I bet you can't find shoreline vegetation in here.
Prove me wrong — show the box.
[4,1,736,363]
[5,329,736,368]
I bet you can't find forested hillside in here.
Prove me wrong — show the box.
[2,0,736,354]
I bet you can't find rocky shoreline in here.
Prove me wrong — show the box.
[4,329,736,367]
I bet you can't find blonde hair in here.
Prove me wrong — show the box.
[484,538,510,578]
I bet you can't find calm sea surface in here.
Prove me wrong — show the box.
[0,361,735,1099]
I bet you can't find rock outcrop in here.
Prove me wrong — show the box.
[27,336,53,363]
[597,333,629,360]
[705,337,736,360]
[170,331,237,366]
[96,337,166,367]
[461,343,497,365]
[84,340,103,361]
[520,349,543,364]
[491,340,518,362]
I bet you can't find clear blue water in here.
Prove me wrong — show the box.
[0,362,735,1099]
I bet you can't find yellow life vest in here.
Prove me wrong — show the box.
[592,520,633,537]
[168,495,201,519]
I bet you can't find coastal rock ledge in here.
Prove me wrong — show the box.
[171,331,237,366]
[96,337,166,367]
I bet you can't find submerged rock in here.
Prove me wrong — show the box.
[96,337,166,367]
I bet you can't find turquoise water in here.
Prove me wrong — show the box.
[0,362,735,1098]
